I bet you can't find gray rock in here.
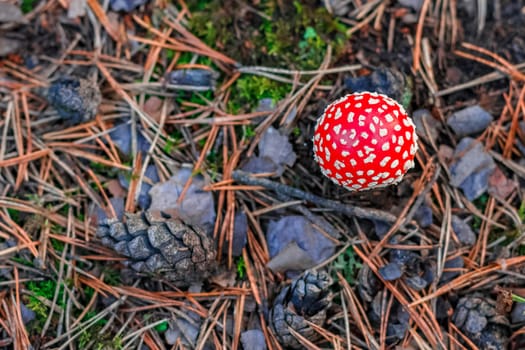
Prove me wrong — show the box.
[379,262,404,281]
[110,0,148,12]
[240,330,267,350]
[511,303,525,324]
[149,168,216,231]
[447,105,493,136]
[398,0,424,11]
[267,216,336,272]
[231,211,248,257]
[412,109,440,143]
[413,203,433,228]
[451,215,477,245]
[258,126,297,176]
[20,303,36,324]
[109,122,151,157]
[449,138,495,200]
[167,69,216,88]
[441,256,464,283]
[118,164,159,210]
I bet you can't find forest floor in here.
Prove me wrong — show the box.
[1,0,525,349]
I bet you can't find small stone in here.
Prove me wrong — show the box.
[412,109,440,143]
[379,262,404,281]
[257,126,297,177]
[451,216,477,246]
[449,138,495,200]
[404,275,428,291]
[511,302,525,324]
[110,0,148,12]
[167,69,216,88]
[440,256,464,283]
[344,67,406,102]
[240,330,267,350]
[267,216,336,272]
[413,203,433,228]
[20,304,36,324]
[447,105,493,136]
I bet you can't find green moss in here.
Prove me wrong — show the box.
[233,75,290,110]
[331,246,362,285]
[185,0,349,70]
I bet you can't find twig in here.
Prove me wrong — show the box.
[231,170,397,223]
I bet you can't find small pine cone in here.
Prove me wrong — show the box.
[270,270,333,349]
[452,294,510,350]
[47,76,101,124]
[97,212,216,287]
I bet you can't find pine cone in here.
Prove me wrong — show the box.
[97,211,216,287]
[269,270,333,349]
[452,294,510,350]
[47,76,101,124]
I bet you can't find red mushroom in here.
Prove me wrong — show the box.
[313,92,418,191]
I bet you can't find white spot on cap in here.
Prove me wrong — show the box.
[349,129,357,139]
[324,123,329,131]
[345,172,354,178]
[325,148,331,161]
[373,116,380,124]
[391,159,399,168]
[380,156,391,167]
[357,150,364,158]
[341,151,350,157]
[378,108,384,113]
[392,135,397,143]
[358,115,366,126]
[365,108,372,113]
[372,175,380,181]
[340,138,347,145]
[382,142,390,151]
[347,112,355,123]
[345,103,351,109]
[326,134,331,141]
[364,145,374,154]
[350,159,357,166]
[355,102,362,108]
[398,136,404,146]
[371,139,378,145]
[367,169,375,176]
[369,98,380,104]
[395,146,402,153]
[354,95,364,101]
[402,117,412,127]
[357,178,367,184]
[380,171,390,179]
[336,160,346,169]
[394,125,401,131]
[402,151,409,159]
[352,140,360,147]
[364,154,376,163]
[384,178,395,184]
[314,133,320,141]
[395,169,402,176]
[335,108,342,120]
[405,131,412,140]
[368,181,378,187]
[404,160,414,169]
[329,106,335,112]
[332,142,337,150]
[361,131,369,139]
[369,124,376,133]
[357,170,364,176]
[333,124,342,135]
[379,128,388,137]
[382,104,388,110]
[352,184,362,189]
[335,173,343,179]
[393,110,399,117]
[385,114,394,123]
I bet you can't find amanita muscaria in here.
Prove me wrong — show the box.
[313,92,418,191]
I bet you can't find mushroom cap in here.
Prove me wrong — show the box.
[313,92,418,191]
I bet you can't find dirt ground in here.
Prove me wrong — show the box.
[1,0,525,349]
